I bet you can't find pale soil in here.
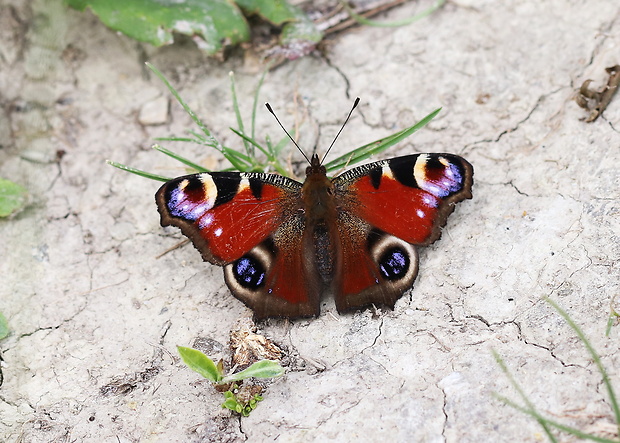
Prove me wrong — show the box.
[1,0,619,442]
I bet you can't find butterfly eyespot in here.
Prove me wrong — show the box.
[233,257,266,289]
[378,247,410,280]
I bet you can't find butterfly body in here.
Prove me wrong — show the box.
[156,153,473,320]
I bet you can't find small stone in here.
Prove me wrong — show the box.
[138,96,169,126]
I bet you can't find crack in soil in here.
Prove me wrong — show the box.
[321,53,352,101]
[464,87,566,154]
[440,383,448,442]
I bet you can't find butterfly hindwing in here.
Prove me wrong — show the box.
[156,172,322,318]
[333,214,420,313]
[331,153,473,312]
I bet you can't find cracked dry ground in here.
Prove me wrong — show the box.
[1,0,620,442]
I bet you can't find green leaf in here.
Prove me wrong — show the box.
[177,346,223,383]
[0,178,28,217]
[222,359,285,383]
[280,18,322,46]
[235,0,307,25]
[65,0,250,55]
[221,394,240,411]
[236,0,322,52]
[0,312,9,340]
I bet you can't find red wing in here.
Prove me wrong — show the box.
[333,153,473,246]
[157,172,321,319]
[223,224,322,320]
[156,172,302,264]
[333,216,419,313]
[330,153,473,313]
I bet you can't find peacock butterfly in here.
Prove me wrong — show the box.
[156,100,473,320]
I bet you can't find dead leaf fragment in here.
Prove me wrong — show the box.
[229,317,283,369]
[576,65,620,122]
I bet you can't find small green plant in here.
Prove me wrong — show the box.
[494,298,620,442]
[107,63,441,181]
[0,312,8,340]
[0,178,28,217]
[178,346,283,416]
[222,388,263,417]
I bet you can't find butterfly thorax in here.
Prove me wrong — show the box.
[302,155,337,224]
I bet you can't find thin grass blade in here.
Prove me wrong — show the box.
[324,108,441,172]
[343,0,445,28]
[106,160,171,182]
[251,66,271,141]
[152,145,210,172]
[546,298,620,433]
[496,394,620,443]
[493,350,558,442]
[146,63,221,148]
[229,72,251,156]
[229,128,271,158]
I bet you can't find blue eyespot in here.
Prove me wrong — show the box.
[234,257,266,289]
[379,248,409,280]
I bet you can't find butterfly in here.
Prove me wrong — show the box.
[155,101,473,320]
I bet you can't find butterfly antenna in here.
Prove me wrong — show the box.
[321,97,360,164]
[265,103,311,164]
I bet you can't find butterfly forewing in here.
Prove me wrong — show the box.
[333,154,473,246]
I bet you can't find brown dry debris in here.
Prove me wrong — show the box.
[229,317,283,369]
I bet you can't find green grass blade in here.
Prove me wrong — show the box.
[154,136,200,143]
[493,350,558,442]
[146,63,222,150]
[106,160,171,182]
[495,394,620,443]
[323,108,441,172]
[221,146,252,163]
[229,72,251,156]
[251,66,271,141]
[152,144,209,172]
[229,128,271,158]
[271,134,290,158]
[343,0,446,28]
[220,147,253,171]
[545,298,620,433]
[607,295,619,337]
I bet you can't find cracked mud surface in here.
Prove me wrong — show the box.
[1,0,620,441]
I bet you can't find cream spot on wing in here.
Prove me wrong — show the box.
[382,163,395,180]
[214,227,223,237]
[239,176,250,192]
[200,174,218,208]
[413,154,429,185]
